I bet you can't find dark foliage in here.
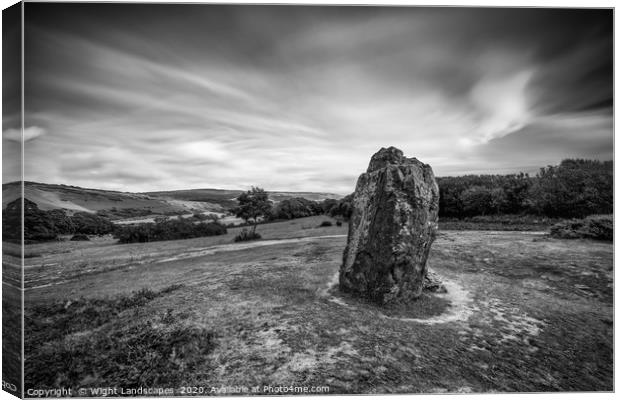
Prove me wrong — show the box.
[96,207,152,220]
[114,218,227,244]
[440,215,561,231]
[234,228,262,242]
[320,198,339,214]
[438,159,612,219]
[230,187,272,234]
[272,197,322,220]
[20,198,58,242]
[2,198,25,243]
[46,209,76,234]
[550,215,613,241]
[70,212,114,235]
[527,159,613,218]
[2,198,114,243]
[192,213,209,221]
[437,173,533,218]
[324,194,354,220]
[319,221,333,227]
[2,198,115,243]
[70,234,90,241]
[336,220,343,227]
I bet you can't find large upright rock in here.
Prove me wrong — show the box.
[339,147,439,304]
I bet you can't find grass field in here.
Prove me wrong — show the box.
[13,215,613,394]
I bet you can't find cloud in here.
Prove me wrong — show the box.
[3,126,47,142]
[468,69,534,142]
[9,4,612,193]
[467,111,613,173]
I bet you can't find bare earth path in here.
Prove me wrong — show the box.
[16,217,613,393]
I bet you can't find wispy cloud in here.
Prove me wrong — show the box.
[9,4,612,193]
[3,126,47,142]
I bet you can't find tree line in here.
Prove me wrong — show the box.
[2,198,227,244]
[438,159,612,218]
[114,217,226,243]
[237,158,612,224]
[3,158,611,244]
[2,198,115,243]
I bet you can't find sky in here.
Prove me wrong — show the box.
[2,3,613,194]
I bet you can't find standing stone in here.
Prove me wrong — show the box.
[339,147,439,304]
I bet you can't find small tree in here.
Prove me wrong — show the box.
[231,187,272,234]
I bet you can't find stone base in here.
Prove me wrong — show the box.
[422,269,447,293]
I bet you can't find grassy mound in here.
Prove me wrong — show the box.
[550,215,613,241]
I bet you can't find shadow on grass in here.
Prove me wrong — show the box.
[329,286,451,320]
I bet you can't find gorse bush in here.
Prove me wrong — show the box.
[114,218,227,243]
[234,228,261,242]
[550,215,613,241]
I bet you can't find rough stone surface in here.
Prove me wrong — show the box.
[422,269,447,293]
[339,147,440,304]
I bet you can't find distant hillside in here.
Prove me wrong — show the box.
[2,182,343,220]
[2,181,191,217]
[142,188,242,210]
[144,188,343,208]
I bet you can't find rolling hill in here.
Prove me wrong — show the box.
[2,181,343,221]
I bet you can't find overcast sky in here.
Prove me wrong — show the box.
[2,4,612,194]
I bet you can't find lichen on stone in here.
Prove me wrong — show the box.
[339,147,440,304]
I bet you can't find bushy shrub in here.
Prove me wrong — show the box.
[2,198,56,242]
[96,207,152,220]
[70,234,90,241]
[336,220,343,226]
[319,221,333,227]
[2,198,112,242]
[234,228,261,242]
[271,197,322,220]
[71,212,114,235]
[325,194,353,220]
[549,215,613,241]
[321,198,339,214]
[115,218,227,244]
[47,209,76,233]
[192,213,208,221]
